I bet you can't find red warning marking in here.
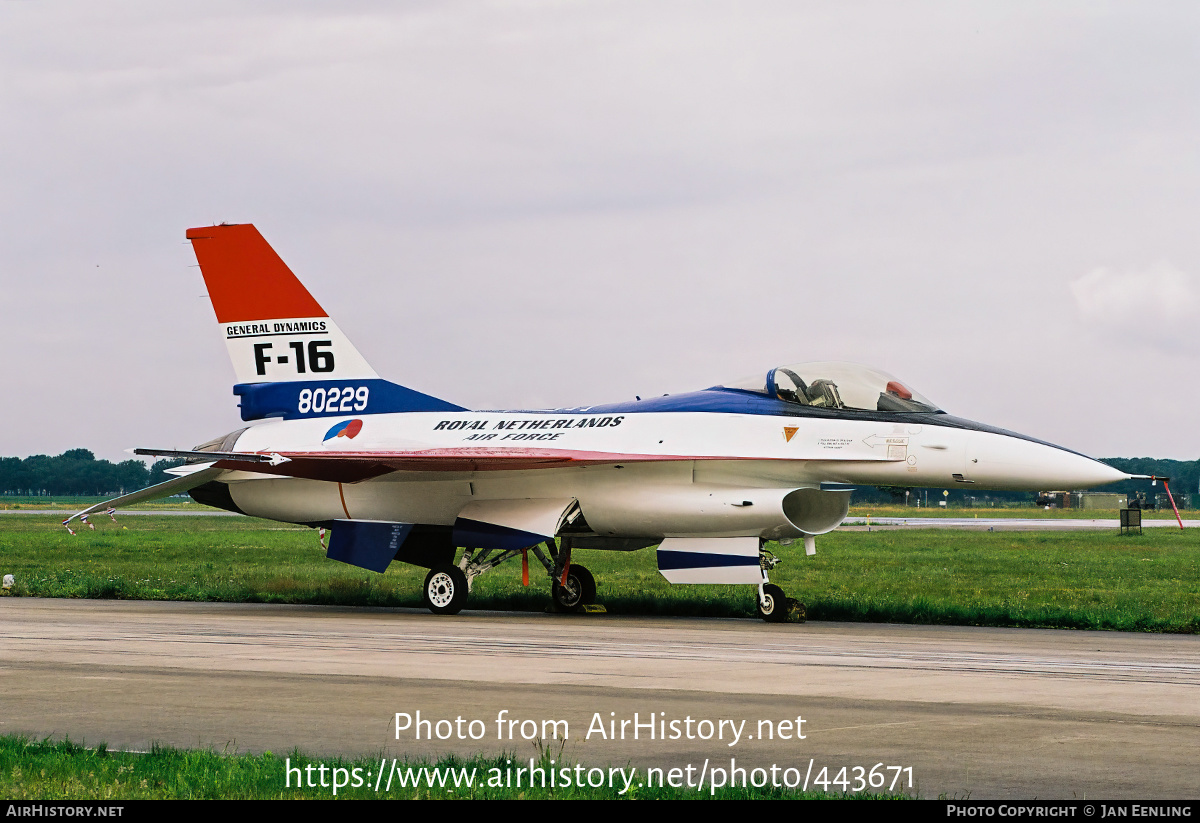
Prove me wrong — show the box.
[187,224,325,323]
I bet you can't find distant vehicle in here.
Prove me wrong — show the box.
[1035,492,1069,508]
[1128,492,1156,510]
[68,224,1129,621]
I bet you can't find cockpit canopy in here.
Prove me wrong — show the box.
[721,361,941,413]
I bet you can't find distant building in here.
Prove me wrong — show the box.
[1072,492,1127,509]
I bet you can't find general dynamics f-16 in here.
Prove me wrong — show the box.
[67,224,1128,621]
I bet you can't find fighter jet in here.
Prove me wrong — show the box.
[67,224,1128,621]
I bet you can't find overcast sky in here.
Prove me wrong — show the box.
[2,2,1197,465]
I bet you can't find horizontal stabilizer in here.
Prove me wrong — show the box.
[326,520,455,572]
[65,465,225,523]
[164,462,221,477]
[327,520,412,573]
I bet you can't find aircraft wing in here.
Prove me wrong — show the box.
[64,464,226,523]
[132,447,696,484]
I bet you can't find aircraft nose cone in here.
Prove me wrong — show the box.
[968,430,1128,491]
[1051,452,1128,489]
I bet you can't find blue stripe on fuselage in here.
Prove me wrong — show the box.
[540,388,1088,457]
[239,379,1087,461]
[234,379,465,421]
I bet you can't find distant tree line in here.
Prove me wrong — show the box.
[1098,457,1200,496]
[0,449,185,497]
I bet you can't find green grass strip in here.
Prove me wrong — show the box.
[0,736,904,799]
[1,514,1196,632]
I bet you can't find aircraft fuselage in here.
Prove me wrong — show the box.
[214,407,1125,539]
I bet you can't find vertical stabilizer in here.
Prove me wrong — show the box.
[187,224,464,420]
[187,224,378,385]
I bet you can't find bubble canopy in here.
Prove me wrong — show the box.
[720,362,941,414]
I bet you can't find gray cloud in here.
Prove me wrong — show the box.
[1071,262,1196,350]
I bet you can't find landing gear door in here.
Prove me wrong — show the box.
[452,498,579,551]
[656,537,763,584]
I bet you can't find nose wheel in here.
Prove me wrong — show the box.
[756,583,788,623]
[756,584,804,623]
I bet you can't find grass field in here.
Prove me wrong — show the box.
[0,495,208,511]
[1,511,1193,800]
[1,510,1195,632]
[1,735,901,799]
[848,504,1189,520]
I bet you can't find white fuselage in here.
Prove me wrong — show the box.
[216,409,1126,539]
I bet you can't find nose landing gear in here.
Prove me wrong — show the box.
[757,545,806,623]
[756,583,787,622]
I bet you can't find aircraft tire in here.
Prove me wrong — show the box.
[423,565,468,615]
[570,564,597,604]
[551,565,594,612]
[757,584,788,623]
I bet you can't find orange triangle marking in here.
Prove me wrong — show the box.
[783,426,799,442]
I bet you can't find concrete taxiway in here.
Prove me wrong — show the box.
[2,598,1197,798]
[841,516,1197,530]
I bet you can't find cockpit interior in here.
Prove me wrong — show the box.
[721,362,940,414]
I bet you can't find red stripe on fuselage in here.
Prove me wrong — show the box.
[213,448,771,484]
[289,447,698,467]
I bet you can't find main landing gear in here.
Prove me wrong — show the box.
[423,565,469,615]
[421,538,598,616]
[551,563,597,612]
[757,546,806,624]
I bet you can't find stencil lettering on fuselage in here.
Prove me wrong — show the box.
[432,416,626,437]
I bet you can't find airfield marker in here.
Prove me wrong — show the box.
[1161,478,1185,530]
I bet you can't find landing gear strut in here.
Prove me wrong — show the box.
[756,544,805,623]
[428,538,600,616]
[546,536,596,613]
[552,564,596,612]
